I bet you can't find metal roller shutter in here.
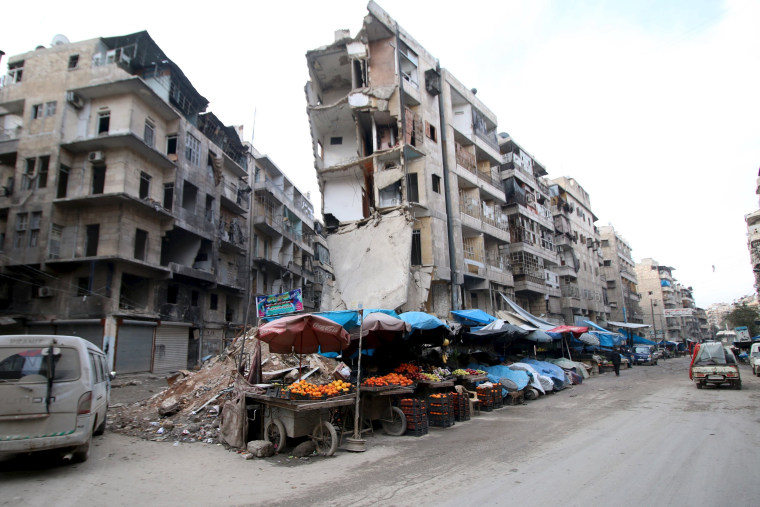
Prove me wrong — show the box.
[115,321,156,374]
[47,320,104,349]
[153,323,190,375]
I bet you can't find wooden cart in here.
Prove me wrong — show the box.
[355,386,414,436]
[246,392,355,456]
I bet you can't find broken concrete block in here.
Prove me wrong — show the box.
[158,396,180,417]
[246,440,274,458]
[292,441,316,457]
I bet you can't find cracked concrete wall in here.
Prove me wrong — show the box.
[322,210,412,310]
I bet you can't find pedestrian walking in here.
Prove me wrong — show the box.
[609,348,621,376]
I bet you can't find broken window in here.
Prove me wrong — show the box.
[85,224,99,257]
[163,183,174,210]
[57,165,69,198]
[139,171,151,199]
[92,165,106,194]
[167,285,179,304]
[98,111,110,135]
[144,120,155,147]
[68,54,79,69]
[28,212,41,248]
[134,228,147,261]
[411,230,422,266]
[37,156,49,189]
[167,134,178,156]
[210,293,218,310]
[432,174,441,194]
[330,137,343,145]
[182,181,197,211]
[406,173,419,203]
[77,277,90,297]
[352,59,367,88]
[425,121,437,142]
[13,213,27,249]
[21,158,35,191]
[185,133,201,166]
[31,104,43,120]
[8,61,23,83]
[49,224,62,259]
[398,42,418,87]
[191,290,199,307]
[379,181,401,207]
[205,195,214,222]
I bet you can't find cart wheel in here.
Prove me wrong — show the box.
[265,419,286,453]
[381,406,407,436]
[312,421,338,456]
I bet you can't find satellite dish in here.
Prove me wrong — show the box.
[51,34,70,46]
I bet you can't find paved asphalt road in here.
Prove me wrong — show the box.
[1,357,758,507]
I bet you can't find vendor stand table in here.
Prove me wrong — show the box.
[414,378,455,394]
[246,392,355,456]
[454,374,488,389]
[347,386,415,438]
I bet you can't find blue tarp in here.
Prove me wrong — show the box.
[450,309,496,327]
[364,308,400,319]
[398,311,448,331]
[522,359,567,390]
[589,331,626,347]
[632,335,657,345]
[314,310,360,330]
[469,363,530,393]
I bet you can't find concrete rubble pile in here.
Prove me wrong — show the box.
[107,328,341,445]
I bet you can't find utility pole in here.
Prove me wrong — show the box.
[649,291,658,342]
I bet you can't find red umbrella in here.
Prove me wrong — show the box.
[344,312,411,356]
[256,313,351,354]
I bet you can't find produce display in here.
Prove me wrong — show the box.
[285,379,353,399]
[452,368,487,376]
[420,373,442,381]
[362,373,414,388]
[394,363,425,381]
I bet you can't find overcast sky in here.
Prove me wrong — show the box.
[4,0,759,309]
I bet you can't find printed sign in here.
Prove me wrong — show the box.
[256,289,303,318]
[663,308,693,317]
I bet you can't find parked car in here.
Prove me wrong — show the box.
[690,341,741,390]
[0,335,112,462]
[750,342,760,376]
[632,345,657,365]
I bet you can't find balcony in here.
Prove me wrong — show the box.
[0,125,21,156]
[61,132,176,170]
[168,262,216,284]
[220,179,249,215]
[54,192,173,220]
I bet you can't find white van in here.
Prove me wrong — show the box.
[0,335,111,462]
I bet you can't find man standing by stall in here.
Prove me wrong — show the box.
[608,348,622,376]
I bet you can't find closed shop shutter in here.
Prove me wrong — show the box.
[115,321,156,374]
[153,323,190,375]
[30,320,104,349]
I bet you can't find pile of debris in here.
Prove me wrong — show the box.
[107,329,342,445]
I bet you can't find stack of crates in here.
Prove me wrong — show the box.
[492,383,504,409]
[427,393,455,427]
[400,398,428,436]
[451,391,470,421]
[477,385,495,412]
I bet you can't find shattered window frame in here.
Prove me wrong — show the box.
[185,133,201,166]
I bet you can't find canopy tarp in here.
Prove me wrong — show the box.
[450,309,496,327]
[607,321,650,329]
[524,329,556,343]
[633,335,657,345]
[469,363,530,392]
[548,325,589,337]
[522,359,567,390]
[313,310,361,330]
[463,320,528,346]
[577,332,600,346]
[591,331,625,348]
[497,293,555,330]
[398,311,448,331]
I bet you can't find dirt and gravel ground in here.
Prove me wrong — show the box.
[2,358,758,507]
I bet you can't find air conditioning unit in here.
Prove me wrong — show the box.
[88,151,105,163]
[37,286,53,298]
[66,91,84,109]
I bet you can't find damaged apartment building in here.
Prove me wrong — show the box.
[305,1,515,316]
[0,32,322,373]
[599,225,644,324]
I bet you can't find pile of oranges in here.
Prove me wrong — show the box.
[286,379,353,399]
[362,373,413,388]
[394,363,421,375]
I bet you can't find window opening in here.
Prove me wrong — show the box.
[98,111,110,135]
[29,212,41,248]
[57,165,69,198]
[406,173,419,203]
[167,285,179,304]
[411,230,422,266]
[167,134,178,155]
[92,165,106,194]
[182,181,198,211]
[425,121,437,142]
[432,174,441,194]
[31,104,43,120]
[21,158,35,191]
[144,120,155,147]
[37,156,49,188]
[139,172,151,199]
[45,101,57,117]
[134,229,147,261]
[191,290,199,307]
[49,224,62,259]
[14,213,27,249]
[185,133,201,166]
[8,61,23,83]
[330,137,343,145]
[85,224,99,256]
[163,183,174,210]
[205,194,214,222]
[210,293,218,310]
[77,277,90,297]
[68,54,79,69]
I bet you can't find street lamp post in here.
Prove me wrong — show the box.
[649,291,657,342]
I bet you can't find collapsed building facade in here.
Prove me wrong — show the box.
[0,32,322,373]
[306,2,516,315]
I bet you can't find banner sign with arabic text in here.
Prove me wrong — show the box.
[256,289,303,318]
